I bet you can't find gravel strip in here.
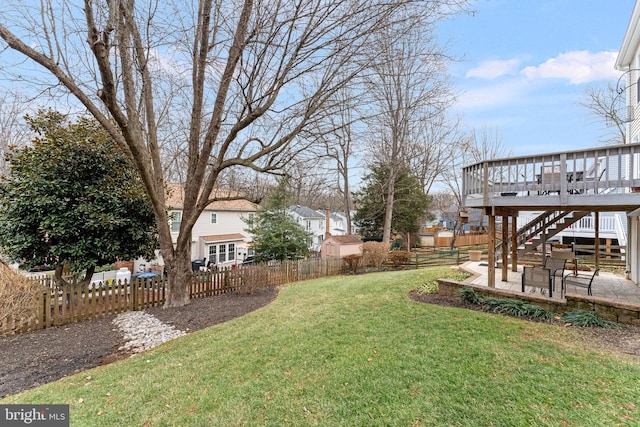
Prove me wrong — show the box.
[112,311,186,354]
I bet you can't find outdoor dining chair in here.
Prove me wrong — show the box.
[562,268,600,297]
[542,256,567,294]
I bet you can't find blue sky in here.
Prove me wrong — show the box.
[438,0,635,156]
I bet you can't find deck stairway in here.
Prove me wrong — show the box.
[496,210,590,261]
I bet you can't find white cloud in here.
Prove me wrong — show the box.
[466,58,521,79]
[521,50,621,84]
[457,79,528,110]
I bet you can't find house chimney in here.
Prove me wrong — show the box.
[325,207,331,238]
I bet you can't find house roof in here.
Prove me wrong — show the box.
[325,235,362,245]
[199,233,246,243]
[289,205,324,219]
[166,183,258,212]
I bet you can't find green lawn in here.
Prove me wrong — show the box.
[4,268,640,426]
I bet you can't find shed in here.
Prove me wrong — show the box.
[321,235,363,258]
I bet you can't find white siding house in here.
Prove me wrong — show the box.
[157,184,258,269]
[607,2,640,283]
[288,205,326,253]
[287,206,358,254]
[617,2,640,145]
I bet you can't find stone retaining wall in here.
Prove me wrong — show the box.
[437,279,640,326]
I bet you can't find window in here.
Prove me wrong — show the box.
[219,244,227,263]
[306,220,311,230]
[170,211,182,233]
[208,245,217,264]
[210,212,218,224]
[208,243,237,264]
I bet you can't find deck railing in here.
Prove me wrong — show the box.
[463,143,640,205]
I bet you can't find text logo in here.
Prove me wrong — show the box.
[0,405,69,426]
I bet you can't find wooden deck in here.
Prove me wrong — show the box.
[463,142,640,213]
[462,143,640,290]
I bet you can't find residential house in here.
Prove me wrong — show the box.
[617,1,640,284]
[287,206,358,253]
[327,211,359,236]
[617,1,640,145]
[288,205,326,253]
[137,184,258,272]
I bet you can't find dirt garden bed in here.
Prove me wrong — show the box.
[0,287,278,398]
[410,291,640,358]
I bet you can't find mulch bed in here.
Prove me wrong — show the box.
[0,286,278,398]
[410,291,640,358]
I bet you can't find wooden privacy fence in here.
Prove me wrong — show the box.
[433,234,488,248]
[573,244,626,266]
[2,257,344,337]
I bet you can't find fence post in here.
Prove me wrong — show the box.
[132,279,138,311]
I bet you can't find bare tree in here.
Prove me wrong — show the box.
[0,91,30,175]
[439,125,511,247]
[410,114,464,195]
[580,84,627,145]
[1,0,446,306]
[317,87,365,234]
[283,159,334,207]
[363,10,457,243]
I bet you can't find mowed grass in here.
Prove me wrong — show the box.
[4,268,640,426]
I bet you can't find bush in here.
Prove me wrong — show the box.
[388,250,410,267]
[481,297,554,321]
[363,242,389,268]
[0,262,40,329]
[458,287,481,305]
[342,254,363,274]
[416,280,439,294]
[95,263,117,273]
[561,310,620,328]
[458,287,553,321]
[235,265,269,295]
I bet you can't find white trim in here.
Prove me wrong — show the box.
[616,2,640,70]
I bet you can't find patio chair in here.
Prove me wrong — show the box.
[551,247,577,275]
[562,268,600,296]
[542,256,566,293]
[522,266,553,297]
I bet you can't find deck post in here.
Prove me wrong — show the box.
[595,211,600,274]
[488,211,496,288]
[560,154,568,204]
[511,215,518,272]
[627,215,633,280]
[541,215,547,257]
[501,214,508,282]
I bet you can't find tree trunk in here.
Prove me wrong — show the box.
[163,245,193,308]
[382,179,395,243]
[54,264,68,286]
[81,265,96,286]
[156,208,194,308]
[449,220,459,250]
[343,174,353,235]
